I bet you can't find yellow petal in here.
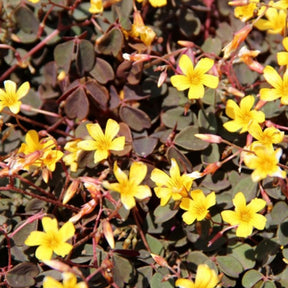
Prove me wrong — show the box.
[194,57,214,74]
[187,84,205,99]
[170,75,191,91]
[247,198,266,212]
[94,149,109,163]
[77,140,98,151]
[4,80,17,95]
[42,217,58,233]
[260,88,281,101]
[59,221,75,241]
[225,99,240,119]
[202,74,219,89]
[134,185,151,200]
[121,194,136,210]
[251,213,267,230]
[195,264,218,288]
[240,95,254,112]
[263,66,282,89]
[62,273,77,287]
[149,0,167,7]
[129,162,147,184]
[113,162,128,184]
[169,158,180,180]
[25,231,46,246]
[43,276,63,288]
[110,136,125,151]
[221,210,239,226]
[35,245,53,260]
[86,123,104,141]
[182,211,196,225]
[175,278,195,288]
[233,192,246,211]
[151,168,170,185]
[9,102,21,114]
[277,51,288,66]
[223,120,243,132]
[105,118,120,140]
[236,222,253,237]
[17,81,30,99]
[54,242,73,257]
[178,54,194,75]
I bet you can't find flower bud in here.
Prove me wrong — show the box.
[102,220,115,249]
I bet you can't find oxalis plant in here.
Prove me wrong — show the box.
[1,0,288,287]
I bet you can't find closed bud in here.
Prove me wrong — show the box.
[102,220,115,249]
[202,162,222,175]
[157,70,167,88]
[195,133,223,144]
[43,259,71,272]
[63,180,80,204]
[151,253,168,267]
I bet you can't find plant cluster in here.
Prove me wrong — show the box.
[2,0,288,287]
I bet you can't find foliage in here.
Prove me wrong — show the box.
[1,0,288,288]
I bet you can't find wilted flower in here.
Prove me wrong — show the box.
[221,192,266,237]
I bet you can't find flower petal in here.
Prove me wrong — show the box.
[260,88,281,101]
[169,158,180,180]
[105,119,120,140]
[221,210,239,225]
[35,245,53,260]
[263,66,282,89]
[240,95,254,112]
[236,222,253,237]
[9,102,21,114]
[94,149,109,163]
[247,198,266,212]
[154,187,172,206]
[178,54,194,75]
[225,99,240,119]
[86,123,104,141]
[121,194,136,210]
[134,185,151,200]
[129,162,147,184]
[110,136,125,151]
[277,51,288,66]
[43,276,63,288]
[113,162,128,184]
[17,81,30,99]
[42,217,58,233]
[182,211,196,225]
[77,140,98,151]
[25,231,46,246]
[187,84,205,99]
[170,75,191,91]
[175,278,195,288]
[53,242,73,257]
[151,168,170,185]
[59,221,75,242]
[194,57,214,74]
[223,120,243,133]
[202,74,219,89]
[4,80,16,95]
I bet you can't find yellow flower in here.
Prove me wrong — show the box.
[27,0,40,3]
[277,37,288,66]
[248,122,284,147]
[77,119,125,164]
[180,189,216,225]
[221,192,266,237]
[260,65,288,104]
[0,80,30,114]
[63,139,82,172]
[254,4,287,34]
[242,142,286,182]
[25,217,75,261]
[170,54,219,100]
[103,161,152,210]
[43,272,87,288]
[175,264,219,288]
[223,95,265,133]
[89,0,103,13]
[150,158,193,206]
[233,0,259,22]
[136,0,167,8]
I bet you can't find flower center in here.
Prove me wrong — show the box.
[188,71,203,86]
[44,231,62,250]
[4,92,17,106]
[97,137,111,151]
[239,208,252,223]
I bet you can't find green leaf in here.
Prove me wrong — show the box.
[77,39,95,75]
[112,254,134,286]
[277,217,288,245]
[64,87,89,120]
[12,219,38,246]
[255,239,280,265]
[85,80,109,110]
[133,136,158,157]
[230,243,256,270]
[270,201,288,225]
[6,262,39,288]
[162,107,194,130]
[216,255,243,278]
[154,204,178,224]
[242,269,263,288]
[90,57,115,84]
[150,272,174,288]
[14,6,39,35]
[232,176,257,203]
[201,37,222,55]
[174,126,209,151]
[166,146,193,173]
[135,266,153,288]
[146,234,164,255]
[54,40,75,73]
[96,28,124,57]
[119,105,151,131]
